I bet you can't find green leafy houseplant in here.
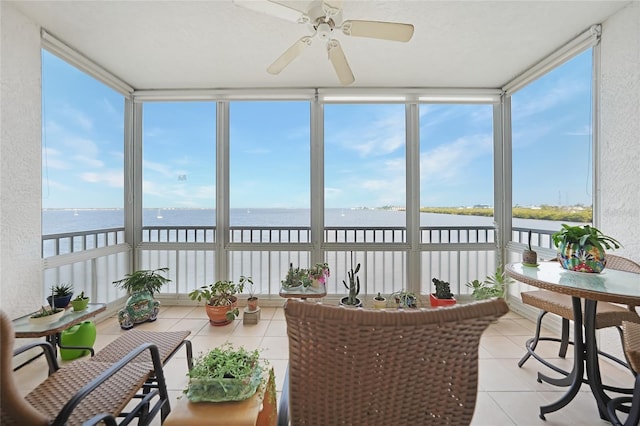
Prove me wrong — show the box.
[188,276,251,321]
[551,224,621,252]
[112,267,171,295]
[466,267,515,300]
[185,343,266,402]
[552,224,621,273]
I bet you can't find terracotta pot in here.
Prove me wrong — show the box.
[247,296,258,312]
[557,241,606,273]
[205,297,238,326]
[430,293,456,307]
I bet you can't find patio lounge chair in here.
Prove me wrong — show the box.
[277,298,509,425]
[0,310,170,426]
[608,320,640,426]
[518,254,640,382]
[91,328,193,370]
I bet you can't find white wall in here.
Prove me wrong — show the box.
[599,1,640,262]
[597,1,640,362]
[0,2,44,318]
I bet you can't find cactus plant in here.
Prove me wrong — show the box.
[432,278,453,299]
[341,257,361,306]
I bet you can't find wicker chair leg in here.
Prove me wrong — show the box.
[607,374,640,426]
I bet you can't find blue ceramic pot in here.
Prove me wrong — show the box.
[47,294,73,309]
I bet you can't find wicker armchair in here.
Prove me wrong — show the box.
[0,310,170,426]
[277,298,509,426]
[608,321,640,426]
[518,255,640,379]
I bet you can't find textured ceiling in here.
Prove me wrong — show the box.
[10,0,631,90]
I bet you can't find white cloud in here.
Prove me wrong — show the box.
[80,169,123,188]
[60,104,93,132]
[420,134,492,185]
[73,155,104,168]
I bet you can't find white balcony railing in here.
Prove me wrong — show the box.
[42,225,549,306]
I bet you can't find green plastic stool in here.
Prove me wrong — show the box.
[60,320,97,361]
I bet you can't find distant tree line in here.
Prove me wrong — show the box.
[416,205,592,223]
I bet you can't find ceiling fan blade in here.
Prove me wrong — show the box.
[233,0,308,24]
[342,20,414,42]
[327,39,354,86]
[267,36,312,75]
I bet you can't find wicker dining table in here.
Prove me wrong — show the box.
[506,262,640,422]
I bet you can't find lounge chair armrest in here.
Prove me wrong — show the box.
[277,364,290,426]
[14,341,59,375]
[53,342,166,425]
[83,413,118,426]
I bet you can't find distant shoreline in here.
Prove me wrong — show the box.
[42,206,592,223]
[418,206,591,223]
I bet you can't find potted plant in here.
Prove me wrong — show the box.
[340,259,362,307]
[189,276,251,326]
[551,224,621,273]
[29,305,65,324]
[523,229,538,266]
[465,266,514,300]
[308,262,330,290]
[281,263,310,291]
[430,278,456,307]
[70,291,90,311]
[112,267,170,329]
[47,283,73,308]
[390,290,418,309]
[373,292,387,309]
[184,343,266,403]
[246,278,258,312]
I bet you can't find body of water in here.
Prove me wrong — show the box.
[42,208,576,235]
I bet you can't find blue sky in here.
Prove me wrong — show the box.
[41,49,593,209]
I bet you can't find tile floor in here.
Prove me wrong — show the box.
[14,305,637,425]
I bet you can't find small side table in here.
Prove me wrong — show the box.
[279,285,326,300]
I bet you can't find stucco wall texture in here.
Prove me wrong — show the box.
[0,2,44,318]
[600,1,640,263]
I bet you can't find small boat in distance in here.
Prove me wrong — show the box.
[156,209,163,219]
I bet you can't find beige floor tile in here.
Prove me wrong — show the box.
[471,392,515,426]
[232,320,271,337]
[158,306,197,319]
[226,335,264,351]
[188,335,229,356]
[264,319,288,336]
[260,336,289,360]
[166,318,208,334]
[481,335,530,358]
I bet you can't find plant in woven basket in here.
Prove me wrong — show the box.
[184,343,267,403]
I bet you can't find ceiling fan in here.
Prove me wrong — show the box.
[233,0,414,86]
